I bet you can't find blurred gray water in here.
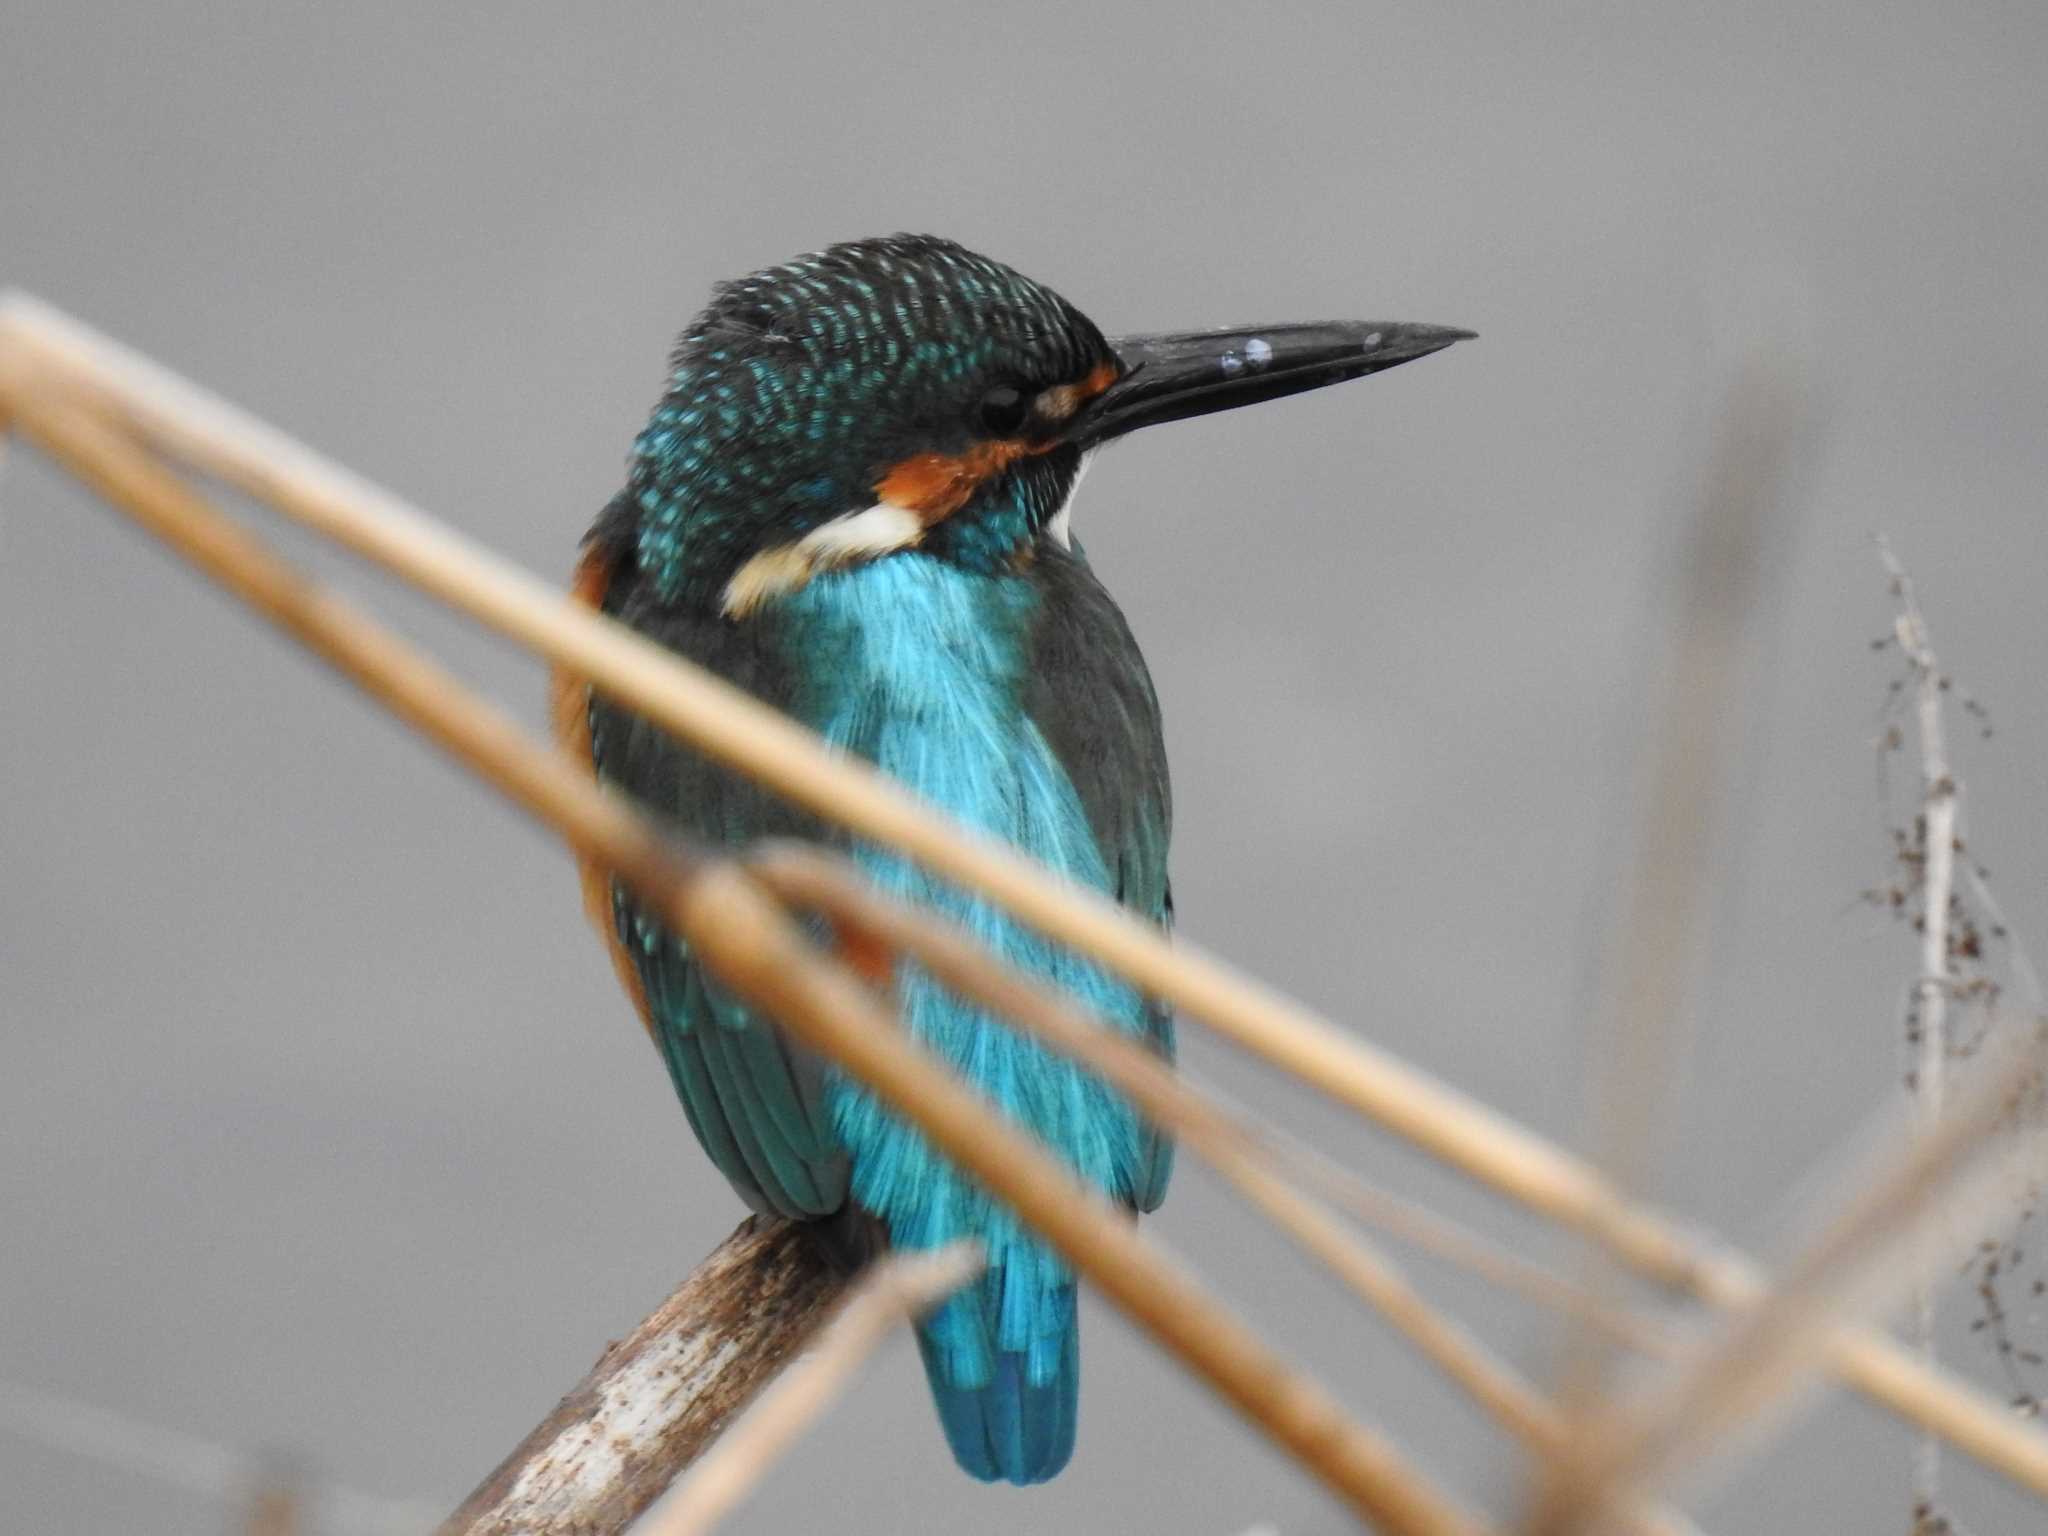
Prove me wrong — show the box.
[4,2,2046,1530]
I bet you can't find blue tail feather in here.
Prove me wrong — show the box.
[918,1293,1078,1485]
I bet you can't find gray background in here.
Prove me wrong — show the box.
[4,1,2046,1531]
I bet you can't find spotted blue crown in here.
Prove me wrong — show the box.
[630,235,1112,603]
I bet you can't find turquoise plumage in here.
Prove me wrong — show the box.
[589,505,1172,1483]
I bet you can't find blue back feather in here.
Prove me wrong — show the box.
[779,558,1153,1479]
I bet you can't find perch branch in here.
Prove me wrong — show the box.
[5,388,1486,1536]
[437,1219,846,1536]
[4,292,2047,1503]
[638,1241,982,1536]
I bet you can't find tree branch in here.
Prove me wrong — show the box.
[636,1242,981,1536]
[437,1219,845,1536]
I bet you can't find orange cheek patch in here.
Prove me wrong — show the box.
[875,438,1031,521]
[872,363,1120,523]
[550,543,657,1040]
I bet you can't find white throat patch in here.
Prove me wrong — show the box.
[721,502,926,618]
[1044,450,1094,552]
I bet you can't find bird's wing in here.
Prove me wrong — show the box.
[555,526,850,1220]
[1024,542,1176,1211]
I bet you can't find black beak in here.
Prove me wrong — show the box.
[1071,320,1474,445]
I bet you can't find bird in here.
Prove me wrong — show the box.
[551,234,1469,1485]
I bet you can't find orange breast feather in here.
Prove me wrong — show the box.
[549,545,656,1039]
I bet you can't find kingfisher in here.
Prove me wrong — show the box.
[552,234,1469,1484]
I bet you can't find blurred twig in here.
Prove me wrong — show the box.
[244,1456,304,1536]
[636,1242,981,1536]
[0,1379,436,1536]
[1531,354,1805,1531]
[5,291,2047,1503]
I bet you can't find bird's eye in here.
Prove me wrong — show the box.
[978,385,1031,438]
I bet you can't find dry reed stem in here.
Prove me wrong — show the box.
[1252,1128,1686,1364]
[762,842,1681,1364]
[3,292,2044,1503]
[750,846,1697,1536]
[1539,1027,2048,1529]
[637,1242,982,1536]
[5,387,1485,1536]
[682,859,1490,1536]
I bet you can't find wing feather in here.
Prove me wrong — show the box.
[560,515,849,1219]
[1023,541,1176,1212]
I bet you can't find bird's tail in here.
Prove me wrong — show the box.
[914,1258,1078,1485]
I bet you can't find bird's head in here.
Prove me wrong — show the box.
[622,234,1469,616]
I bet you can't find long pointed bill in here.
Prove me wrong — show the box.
[1072,320,1474,444]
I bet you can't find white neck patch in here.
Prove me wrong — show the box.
[721,502,925,618]
[721,449,1096,618]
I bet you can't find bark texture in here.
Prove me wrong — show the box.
[437,1217,845,1536]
